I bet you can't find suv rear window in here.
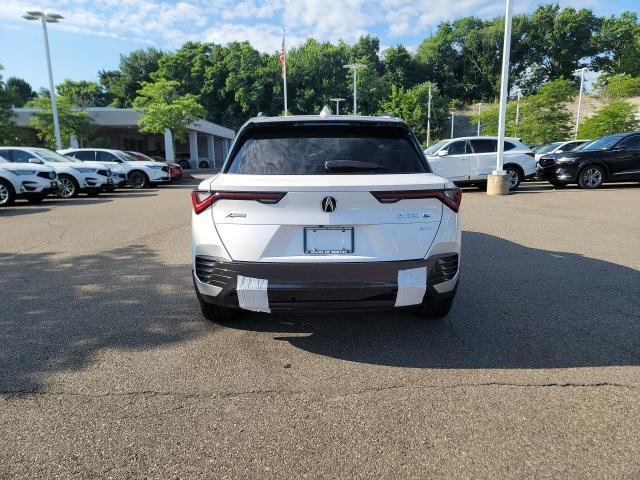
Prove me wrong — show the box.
[225,124,428,175]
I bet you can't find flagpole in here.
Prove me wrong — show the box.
[283,28,288,116]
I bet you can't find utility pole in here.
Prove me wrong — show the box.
[343,63,366,115]
[574,68,587,140]
[23,11,63,149]
[515,88,522,125]
[426,83,432,147]
[477,103,482,136]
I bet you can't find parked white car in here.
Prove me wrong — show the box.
[534,140,590,161]
[59,148,171,189]
[424,136,536,190]
[0,147,112,198]
[0,155,59,206]
[192,115,462,322]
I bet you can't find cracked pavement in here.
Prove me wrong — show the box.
[1,178,639,479]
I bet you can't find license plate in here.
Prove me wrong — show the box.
[304,226,354,254]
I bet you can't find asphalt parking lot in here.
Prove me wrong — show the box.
[1,177,639,479]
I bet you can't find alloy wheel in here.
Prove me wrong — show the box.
[59,178,76,198]
[130,173,145,189]
[583,167,603,187]
[508,170,519,188]
[0,183,9,205]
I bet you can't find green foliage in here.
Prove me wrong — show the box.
[592,12,640,76]
[132,79,205,141]
[5,77,36,107]
[57,79,110,109]
[578,101,640,138]
[0,66,21,145]
[379,83,448,142]
[28,95,95,148]
[98,48,163,107]
[599,75,640,100]
[472,79,576,143]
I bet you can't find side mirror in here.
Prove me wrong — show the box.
[28,158,43,164]
[436,149,448,157]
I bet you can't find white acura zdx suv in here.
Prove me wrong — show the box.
[192,115,462,322]
[0,155,59,206]
[0,147,112,197]
[59,148,171,189]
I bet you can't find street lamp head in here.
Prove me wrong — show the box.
[25,10,44,17]
[23,11,63,22]
[343,63,366,70]
[330,98,345,102]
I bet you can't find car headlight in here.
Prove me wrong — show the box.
[13,170,37,176]
[556,157,577,164]
[73,167,97,173]
[146,165,163,170]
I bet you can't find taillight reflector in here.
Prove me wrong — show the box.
[191,190,286,214]
[371,188,462,212]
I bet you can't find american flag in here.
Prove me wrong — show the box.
[279,31,286,79]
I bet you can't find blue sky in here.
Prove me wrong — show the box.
[1,0,638,90]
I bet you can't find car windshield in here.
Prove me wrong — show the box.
[226,124,428,175]
[33,148,78,163]
[582,134,626,151]
[127,151,155,162]
[424,140,448,155]
[537,142,563,154]
[115,151,140,162]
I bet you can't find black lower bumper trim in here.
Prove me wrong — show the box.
[194,254,458,311]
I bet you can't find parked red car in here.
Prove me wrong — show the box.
[126,151,183,180]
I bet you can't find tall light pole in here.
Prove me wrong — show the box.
[477,103,482,136]
[488,0,513,196]
[330,98,345,115]
[343,63,366,115]
[426,83,432,147]
[515,88,522,125]
[450,111,455,139]
[23,11,63,150]
[574,67,587,140]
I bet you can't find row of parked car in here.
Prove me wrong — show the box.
[0,147,184,207]
[424,131,640,190]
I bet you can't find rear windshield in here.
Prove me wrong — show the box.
[225,125,428,175]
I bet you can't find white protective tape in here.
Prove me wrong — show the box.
[236,275,271,313]
[395,267,427,307]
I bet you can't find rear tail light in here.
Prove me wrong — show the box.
[371,188,462,212]
[191,190,286,214]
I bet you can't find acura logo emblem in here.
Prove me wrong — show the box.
[321,196,337,213]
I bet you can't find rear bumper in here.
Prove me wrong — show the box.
[193,254,459,312]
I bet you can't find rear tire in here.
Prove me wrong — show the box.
[578,165,604,189]
[199,161,209,169]
[179,160,190,169]
[415,295,455,320]
[505,166,523,190]
[0,179,15,207]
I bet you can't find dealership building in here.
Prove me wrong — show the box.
[12,107,236,169]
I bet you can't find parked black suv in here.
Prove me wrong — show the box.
[538,132,640,188]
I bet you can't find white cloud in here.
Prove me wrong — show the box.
[0,0,632,52]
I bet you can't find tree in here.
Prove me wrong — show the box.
[57,79,109,109]
[132,79,205,142]
[379,82,448,143]
[0,66,21,145]
[521,5,599,90]
[382,45,422,90]
[28,95,95,148]
[578,101,640,138]
[6,77,36,107]
[100,48,163,107]
[472,79,576,143]
[592,12,640,77]
[599,74,640,99]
